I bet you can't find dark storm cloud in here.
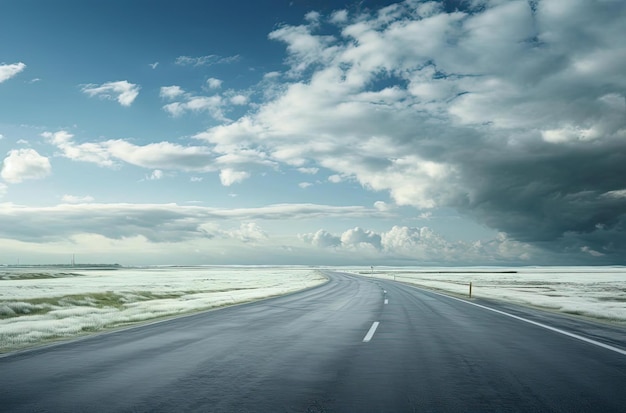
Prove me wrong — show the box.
[453,138,626,259]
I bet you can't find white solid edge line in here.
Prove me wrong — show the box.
[363,321,380,342]
[408,285,626,357]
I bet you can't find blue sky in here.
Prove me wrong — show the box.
[1,0,625,266]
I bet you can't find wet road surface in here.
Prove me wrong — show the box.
[1,271,626,412]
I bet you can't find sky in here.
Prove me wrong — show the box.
[1,0,625,266]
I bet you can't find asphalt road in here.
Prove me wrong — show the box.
[1,271,626,412]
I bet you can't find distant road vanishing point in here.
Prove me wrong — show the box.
[1,271,626,412]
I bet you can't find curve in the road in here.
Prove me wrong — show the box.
[1,270,625,413]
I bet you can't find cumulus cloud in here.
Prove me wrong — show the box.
[300,225,540,265]
[304,11,321,23]
[147,169,164,180]
[43,130,221,172]
[341,227,382,249]
[299,229,341,248]
[105,140,215,171]
[41,130,276,187]
[159,84,246,120]
[163,95,226,120]
[268,22,336,75]
[192,0,626,262]
[373,201,392,212]
[219,168,250,186]
[381,225,448,256]
[226,222,268,243]
[81,80,140,106]
[1,149,51,183]
[206,78,223,89]
[0,62,26,83]
[229,94,248,105]
[42,131,114,167]
[160,85,185,100]
[329,10,348,24]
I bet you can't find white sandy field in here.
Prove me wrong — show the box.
[1,265,625,352]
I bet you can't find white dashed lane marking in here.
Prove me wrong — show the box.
[363,322,380,342]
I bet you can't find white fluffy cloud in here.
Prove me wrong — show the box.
[81,80,140,106]
[147,170,164,180]
[219,168,250,186]
[206,78,223,89]
[159,83,244,120]
[226,222,268,243]
[299,229,341,248]
[105,140,215,171]
[163,95,225,120]
[43,130,216,171]
[341,227,382,249]
[330,10,348,24]
[42,130,275,186]
[381,225,449,256]
[0,62,26,83]
[229,94,248,105]
[300,225,537,264]
[160,85,185,100]
[1,148,52,183]
[42,131,114,167]
[268,23,336,75]
[160,82,251,120]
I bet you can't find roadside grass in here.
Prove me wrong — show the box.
[0,289,253,319]
[0,272,84,280]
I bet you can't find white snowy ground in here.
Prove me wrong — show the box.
[345,266,626,324]
[0,266,326,352]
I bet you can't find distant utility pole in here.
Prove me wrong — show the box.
[71,254,75,267]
